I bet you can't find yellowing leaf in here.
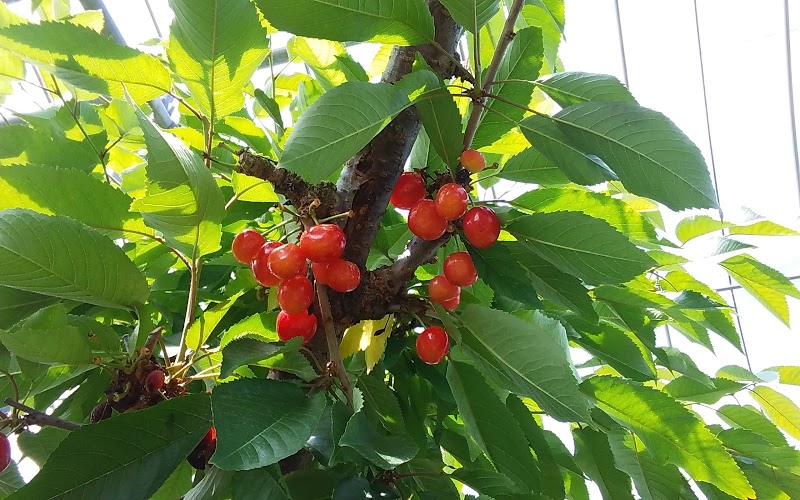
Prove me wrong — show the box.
[340,315,392,373]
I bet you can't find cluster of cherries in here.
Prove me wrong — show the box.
[232,223,360,345]
[391,149,502,365]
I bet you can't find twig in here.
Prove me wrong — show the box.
[462,0,526,149]
[89,225,191,270]
[4,399,81,431]
[316,284,353,408]
[176,258,201,364]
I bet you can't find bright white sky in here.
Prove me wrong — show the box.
[4,0,800,497]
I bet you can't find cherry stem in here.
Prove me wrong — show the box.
[176,258,201,364]
[316,284,354,408]
[4,398,81,431]
[316,210,353,224]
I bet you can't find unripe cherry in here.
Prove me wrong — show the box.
[251,241,283,286]
[232,229,266,264]
[277,310,318,344]
[416,326,450,364]
[268,243,307,279]
[429,275,460,304]
[435,183,468,221]
[278,275,315,314]
[408,199,448,241]
[460,149,486,173]
[144,369,166,392]
[299,224,346,263]
[326,259,361,293]
[390,171,426,209]
[443,251,478,286]
[462,206,500,249]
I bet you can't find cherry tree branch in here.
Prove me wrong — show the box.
[463,0,525,149]
[5,399,81,431]
[316,284,353,407]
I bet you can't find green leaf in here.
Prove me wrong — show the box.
[0,209,149,308]
[338,411,418,469]
[150,462,194,500]
[720,254,800,326]
[438,0,500,33]
[168,0,269,120]
[219,312,278,348]
[0,165,151,238]
[0,304,92,365]
[9,393,211,500]
[211,379,326,470]
[0,286,56,330]
[357,374,410,437]
[664,376,744,404]
[279,82,410,183]
[255,0,435,45]
[184,466,233,500]
[675,215,729,244]
[446,360,541,492]
[460,305,591,422]
[0,463,23,499]
[508,211,656,285]
[751,386,800,440]
[553,102,718,210]
[449,467,518,497]
[717,428,800,471]
[573,427,633,500]
[467,244,543,309]
[231,172,279,203]
[513,187,657,242]
[17,427,69,467]
[519,115,617,185]
[474,27,544,149]
[571,320,656,381]
[607,431,697,500]
[131,107,225,257]
[0,20,170,103]
[220,337,302,378]
[768,365,800,386]
[498,147,570,184]
[232,467,290,500]
[537,72,635,107]
[581,376,754,498]
[287,37,368,91]
[185,291,244,353]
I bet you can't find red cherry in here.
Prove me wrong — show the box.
[463,206,500,249]
[443,251,478,286]
[251,241,283,286]
[390,172,426,210]
[299,224,346,263]
[278,275,314,314]
[0,434,10,473]
[145,369,166,392]
[416,326,450,364]
[188,426,216,470]
[231,229,266,264]
[435,183,468,221]
[312,262,332,285]
[429,275,460,304]
[268,243,307,279]
[277,310,318,344]
[441,294,460,312]
[326,259,361,293]
[408,199,448,241]
[460,149,486,173]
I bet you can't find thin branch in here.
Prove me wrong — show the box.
[176,258,201,364]
[316,284,353,408]
[462,0,526,149]
[89,225,191,270]
[4,399,81,431]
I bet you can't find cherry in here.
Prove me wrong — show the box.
[268,243,307,280]
[460,149,486,173]
[251,241,283,286]
[278,275,314,314]
[0,434,10,473]
[441,294,460,312]
[408,199,448,241]
[326,259,361,293]
[312,262,332,285]
[463,206,500,249]
[188,426,216,470]
[144,369,165,392]
[443,251,478,286]
[416,326,450,364]
[277,310,318,344]
[300,224,346,263]
[231,229,266,264]
[429,275,460,304]
[390,171,426,209]
[435,183,468,221]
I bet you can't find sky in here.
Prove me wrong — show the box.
[3,0,800,497]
